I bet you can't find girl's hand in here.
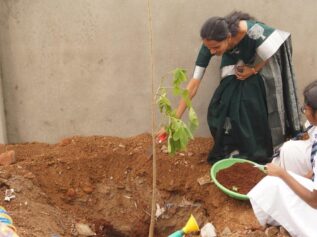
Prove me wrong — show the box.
[266,163,285,178]
[235,66,256,80]
[305,170,314,179]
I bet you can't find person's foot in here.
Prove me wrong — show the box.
[0,150,16,166]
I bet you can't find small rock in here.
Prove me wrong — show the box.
[201,223,217,237]
[97,184,111,194]
[66,188,76,198]
[155,203,166,218]
[133,146,142,152]
[24,172,35,179]
[188,152,194,157]
[265,226,279,237]
[160,145,168,153]
[221,227,232,236]
[82,185,93,194]
[118,144,126,148]
[4,189,15,202]
[47,161,55,166]
[75,223,95,236]
[70,223,78,236]
[117,185,125,189]
[197,175,212,186]
[59,138,71,146]
[0,151,16,166]
[279,226,291,236]
[160,145,167,150]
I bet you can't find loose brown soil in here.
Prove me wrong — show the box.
[0,134,289,236]
[216,163,267,195]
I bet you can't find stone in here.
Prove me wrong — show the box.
[0,150,16,166]
[59,138,71,146]
[200,223,217,237]
[66,188,76,198]
[75,223,95,236]
[82,183,94,194]
[279,226,291,236]
[197,175,213,185]
[265,226,279,237]
[221,227,232,236]
[24,172,35,179]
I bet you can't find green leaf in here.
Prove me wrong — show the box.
[172,68,187,87]
[173,128,181,141]
[179,130,189,150]
[183,125,194,140]
[172,86,182,96]
[181,90,191,107]
[157,96,172,114]
[189,107,199,132]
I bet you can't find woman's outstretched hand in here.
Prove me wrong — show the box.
[156,127,168,143]
[235,65,256,80]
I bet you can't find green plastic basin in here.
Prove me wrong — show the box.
[210,158,265,201]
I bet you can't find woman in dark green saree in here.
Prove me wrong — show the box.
[158,11,301,164]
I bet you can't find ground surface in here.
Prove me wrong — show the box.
[0,134,289,237]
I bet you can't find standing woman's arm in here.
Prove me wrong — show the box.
[176,78,201,118]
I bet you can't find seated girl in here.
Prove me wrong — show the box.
[248,81,317,237]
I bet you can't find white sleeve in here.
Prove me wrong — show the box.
[309,126,317,142]
[192,66,206,80]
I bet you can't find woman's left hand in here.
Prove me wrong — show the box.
[235,66,256,80]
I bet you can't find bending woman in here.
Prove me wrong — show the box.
[159,11,301,164]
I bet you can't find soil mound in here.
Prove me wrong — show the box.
[0,134,281,236]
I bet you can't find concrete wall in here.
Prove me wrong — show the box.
[0,0,316,143]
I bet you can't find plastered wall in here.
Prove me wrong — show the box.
[0,0,316,143]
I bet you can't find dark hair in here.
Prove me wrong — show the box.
[304,80,317,112]
[200,11,255,41]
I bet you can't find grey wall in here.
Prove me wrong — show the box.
[0,0,316,143]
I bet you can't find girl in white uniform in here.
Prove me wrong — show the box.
[248,81,317,237]
[273,121,317,177]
